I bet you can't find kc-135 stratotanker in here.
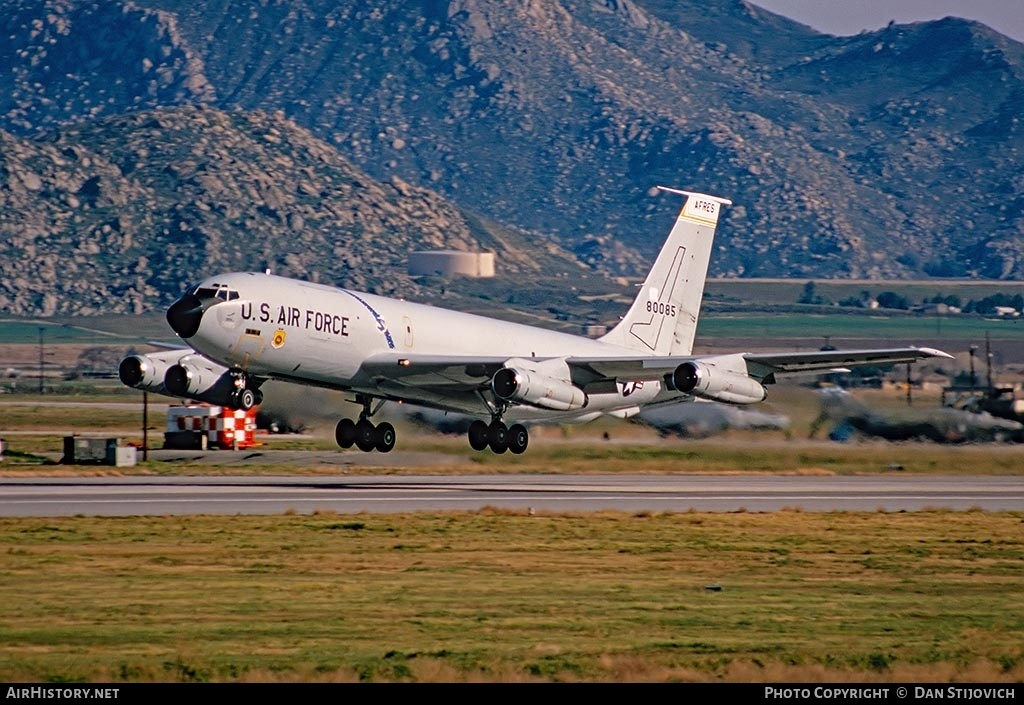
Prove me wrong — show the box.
[120,188,951,454]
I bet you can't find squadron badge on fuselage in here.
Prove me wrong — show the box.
[272,329,287,349]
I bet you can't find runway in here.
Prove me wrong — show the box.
[1,474,1022,516]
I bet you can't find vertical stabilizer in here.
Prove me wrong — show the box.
[599,187,730,356]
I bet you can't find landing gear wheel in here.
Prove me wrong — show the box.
[468,420,490,451]
[355,419,377,452]
[507,424,529,455]
[335,418,356,449]
[235,388,256,410]
[374,422,396,453]
[487,421,509,454]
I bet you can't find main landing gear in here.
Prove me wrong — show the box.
[335,395,396,453]
[467,419,528,455]
[332,396,528,455]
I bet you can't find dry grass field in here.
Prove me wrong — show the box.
[1,510,1022,683]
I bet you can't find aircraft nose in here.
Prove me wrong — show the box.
[166,293,208,339]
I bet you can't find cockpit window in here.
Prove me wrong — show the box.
[193,286,239,301]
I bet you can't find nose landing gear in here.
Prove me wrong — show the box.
[229,372,263,411]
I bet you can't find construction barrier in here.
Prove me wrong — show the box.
[164,405,258,450]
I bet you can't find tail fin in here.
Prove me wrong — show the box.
[599,187,730,356]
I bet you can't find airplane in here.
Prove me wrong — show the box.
[119,187,952,455]
[814,386,1024,444]
[635,398,791,438]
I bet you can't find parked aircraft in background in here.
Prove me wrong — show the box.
[119,187,951,454]
[636,398,791,438]
[814,386,1024,443]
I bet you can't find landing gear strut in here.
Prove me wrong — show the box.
[229,372,263,410]
[335,395,395,453]
[468,418,528,455]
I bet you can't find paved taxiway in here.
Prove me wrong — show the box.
[1,474,1022,516]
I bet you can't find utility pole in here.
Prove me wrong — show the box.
[38,327,44,395]
[985,332,993,393]
[969,345,978,388]
[906,363,912,406]
[142,391,149,462]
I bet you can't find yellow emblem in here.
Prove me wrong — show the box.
[271,329,287,349]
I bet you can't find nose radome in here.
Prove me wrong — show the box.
[166,293,207,339]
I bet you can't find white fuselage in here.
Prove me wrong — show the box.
[184,272,677,420]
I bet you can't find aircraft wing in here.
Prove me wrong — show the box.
[359,346,953,389]
[568,346,947,382]
[145,340,192,350]
[739,346,954,381]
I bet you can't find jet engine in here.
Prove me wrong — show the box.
[668,361,767,404]
[492,367,588,411]
[118,353,175,395]
[164,358,242,407]
[120,350,259,408]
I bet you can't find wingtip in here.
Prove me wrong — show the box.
[918,347,955,359]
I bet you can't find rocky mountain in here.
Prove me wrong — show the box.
[1,0,1022,316]
[0,105,586,316]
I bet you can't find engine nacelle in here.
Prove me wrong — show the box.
[118,354,173,394]
[164,359,239,407]
[492,367,588,411]
[668,361,767,405]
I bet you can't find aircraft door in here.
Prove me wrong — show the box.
[216,301,267,368]
[229,330,266,369]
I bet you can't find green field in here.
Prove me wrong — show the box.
[704,279,1024,308]
[0,316,170,345]
[1,510,1022,683]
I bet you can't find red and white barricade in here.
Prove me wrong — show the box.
[165,405,258,449]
